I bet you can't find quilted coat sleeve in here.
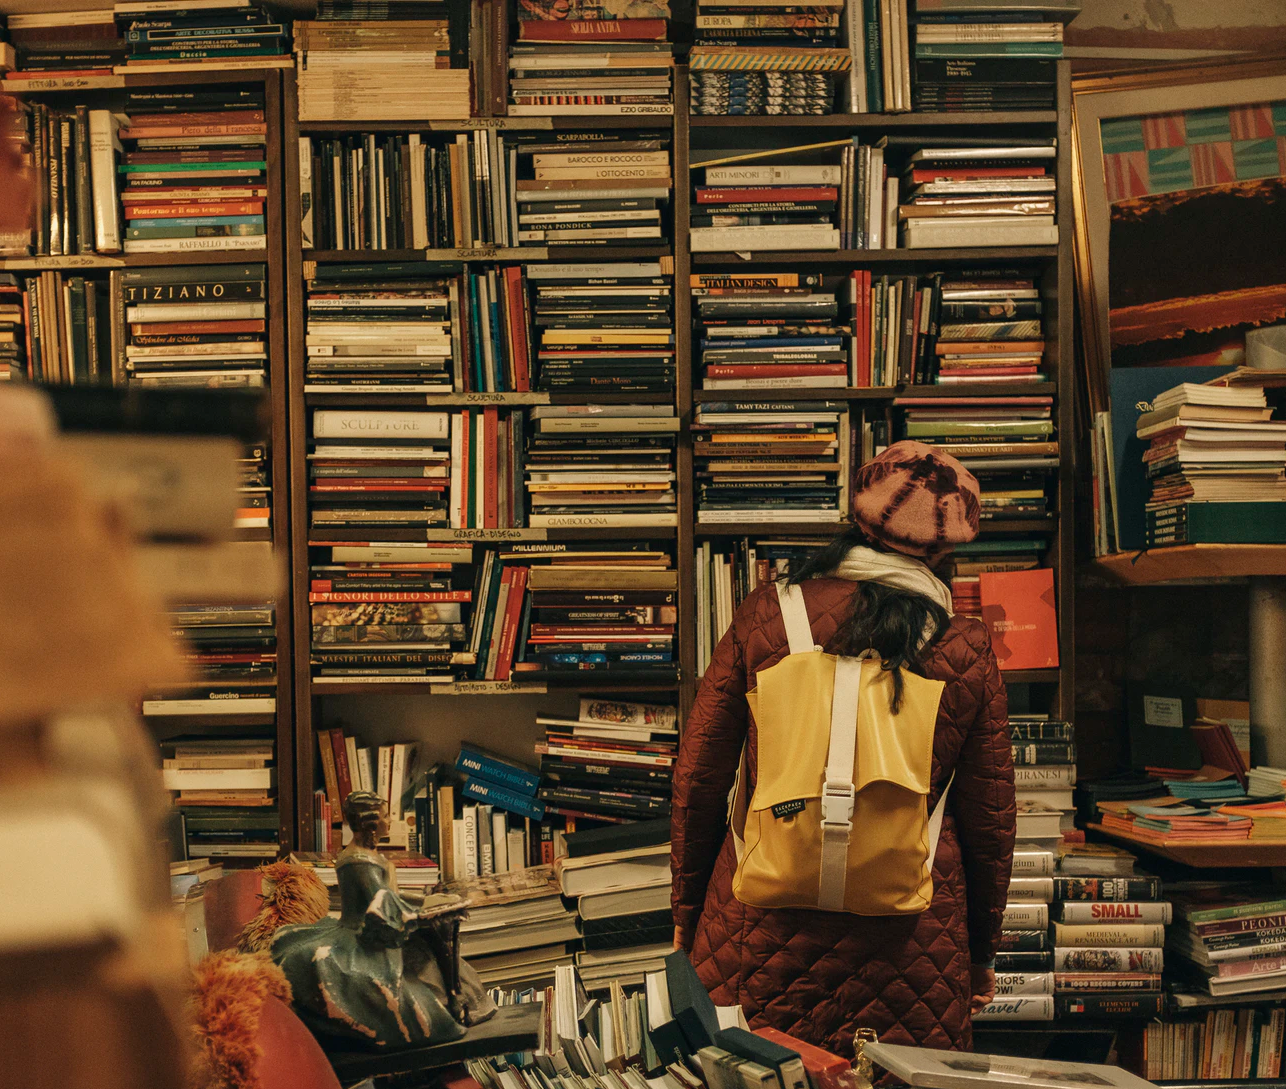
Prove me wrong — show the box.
[670,599,753,949]
[950,631,1015,965]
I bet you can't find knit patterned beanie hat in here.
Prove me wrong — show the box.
[850,440,981,559]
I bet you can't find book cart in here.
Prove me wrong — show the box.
[0,66,298,857]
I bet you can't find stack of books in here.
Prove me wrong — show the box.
[1048,843,1165,1019]
[536,701,677,821]
[170,599,276,687]
[523,405,679,530]
[513,547,679,679]
[909,0,1073,112]
[115,0,288,71]
[691,162,841,253]
[531,262,675,396]
[294,2,469,122]
[690,0,845,115]
[162,737,275,835]
[4,9,125,77]
[1169,884,1286,1001]
[509,1,674,117]
[1050,873,1168,1020]
[514,130,672,247]
[458,552,529,683]
[557,844,673,987]
[0,275,22,381]
[1136,382,1286,547]
[693,402,847,526]
[450,866,580,990]
[694,537,828,676]
[407,762,537,877]
[1009,715,1076,833]
[166,739,278,863]
[847,273,929,386]
[898,142,1058,249]
[991,843,1054,1003]
[314,729,422,839]
[303,263,458,395]
[117,89,268,254]
[929,273,1046,386]
[120,263,267,389]
[695,274,846,389]
[1144,1011,1286,1081]
[453,746,549,841]
[948,537,1045,617]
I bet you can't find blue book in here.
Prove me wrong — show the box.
[461,777,545,821]
[456,746,541,797]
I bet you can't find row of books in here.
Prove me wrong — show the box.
[508,3,675,117]
[1143,1010,1286,1081]
[294,4,469,123]
[300,128,672,251]
[8,85,270,258]
[3,2,289,80]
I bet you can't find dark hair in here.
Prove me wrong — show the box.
[342,790,386,835]
[788,525,950,712]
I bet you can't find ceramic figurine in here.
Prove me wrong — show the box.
[272,791,496,1048]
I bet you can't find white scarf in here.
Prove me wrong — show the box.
[828,544,954,618]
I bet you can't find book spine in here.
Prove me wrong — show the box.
[462,805,479,877]
[1055,993,1162,1019]
[330,729,352,803]
[456,749,540,796]
[317,730,341,812]
[461,776,546,821]
[1055,902,1173,925]
[1052,947,1164,972]
[73,106,93,254]
[1052,877,1162,901]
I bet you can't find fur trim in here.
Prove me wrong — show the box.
[237,862,330,954]
[189,951,292,1089]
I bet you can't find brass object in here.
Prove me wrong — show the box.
[852,1028,878,1089]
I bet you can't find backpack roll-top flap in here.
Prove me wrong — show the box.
[746,653,835,812]
[854,665,943,795]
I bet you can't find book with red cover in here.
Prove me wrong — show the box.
[518,18,667,40]
[979,567,1058,670]
[752,1027,850,1089]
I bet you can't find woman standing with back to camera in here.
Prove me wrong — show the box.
[671,440,1017,1055]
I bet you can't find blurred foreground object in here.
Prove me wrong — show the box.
[0,384,278,1089]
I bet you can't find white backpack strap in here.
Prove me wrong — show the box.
[926,771,955,872]
[817,654,868,911]
[775,580,818,655]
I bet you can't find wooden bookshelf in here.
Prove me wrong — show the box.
[275,56,1079,843]
[1089,825,1286,868]
[1096,545,1286,585]
[5,67,297,855]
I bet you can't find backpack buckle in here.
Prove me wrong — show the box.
[821,781,856,828]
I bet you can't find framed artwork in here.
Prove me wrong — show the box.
[1071,57,1286,413]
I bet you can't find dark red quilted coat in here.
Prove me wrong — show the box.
[671,576,1015,1056]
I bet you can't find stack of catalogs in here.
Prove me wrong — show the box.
[692,402,847,525]
[898,143,1059,249]
[118,88,269,255]
[522,406,679,530]
[114,0,288,70]
[910,0,1073,112]
[695,273,846,390]
[303,265,457,395]
[1168,885,1286,1002]
[119,263,267,388]
[509,1,674,117]
[164,739,279,864]
[535,701,677,819]
[980,865,1054,1022]
[1051,843,1164,1019]
[691,160,841,252]
[505,546,678,680]
[308,540,474,682]
[529,262,675,396]
[294,2,469,122]
[4,9,125,76]
[1052,874,1169,1020]
[0,276,22,381]
[689,0,847,115]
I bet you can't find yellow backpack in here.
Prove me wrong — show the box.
[730,581,950,915]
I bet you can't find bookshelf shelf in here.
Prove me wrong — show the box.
[1095,545,1286,586]
[690,247,1059,266]
[307,527,675,544]
[310,677,678,696]
[142,713,279,730]
[0,251,270,270]
[1089,825,1286,868]
[689,111,1060,129]
[297,115,673,134]
[302,391,675,407]
[1002,669,1062,684]
[304,246,672,264]
[692,383,1058,403]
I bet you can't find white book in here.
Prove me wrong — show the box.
[312,409,449,441]
[994,971,1053,997]
[697,510,842,523]
[1002,902,1048,930]
[508,104,673,116]
[126,301,265,323]
[705,164,841,185]
[689,224,840,252]
[492,811,509,874]
[507,828,526,871]
[462,806,479,878]
[1057,902,1173,925]
[528,512,679,528]
[356,747,375,793]
[88,110,123,253]
[298,135,314,248]
[122,235,265,254]
[390,742,417,821]
[526,262,662,279]
[143,696,276,715]
[519,226,662,242]
[161,768,274,790]
[901,220,1060,248]
[452,819,467,882]
[1006,877,1053,903]
[884,175,899,247]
